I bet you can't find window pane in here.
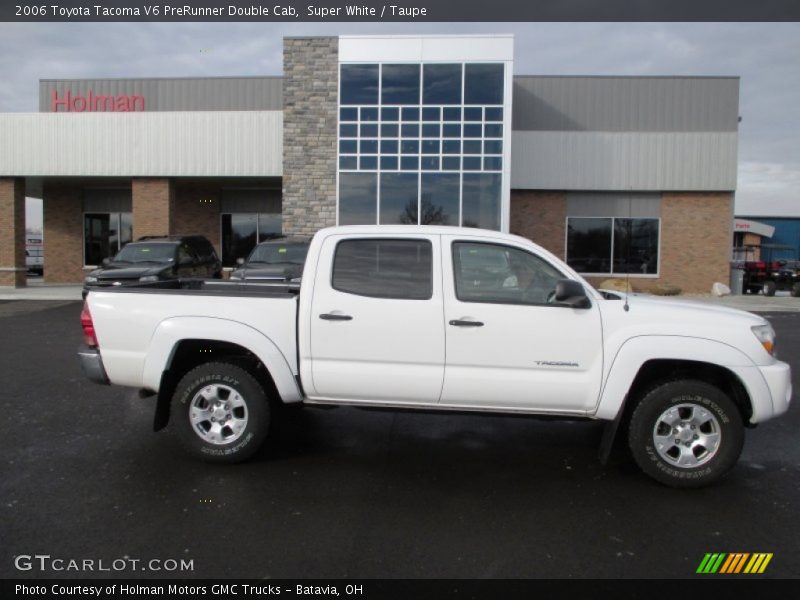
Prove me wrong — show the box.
[453,242,564,305]
[484,123,503,138]
[401,140,419,154]
[380,173,419,225]
[401,123,420,137]
[380,156,398,170]
[483,156,503,171]
[339,156,357,170]
[442,140,461,154]
[485,107,503,122]
[381,123,399,137]
[221,213,258,266]
[332,239,433,300]
[360,107,378,121]
[381,107,399,121]
[442,156,460,170]
[484,140,503,154]
[422,123,440,138]
[360,140,378,154]
[463,157,482,171]
[422,107,440,121]
[566,218,613,274]
[380,139,398,154]
[464,107,482,121]
[443,107,461,120]
[421,157,440,171]
[464,64,504,105]
[422,140,440,154]
[381,64,420,104]
[402,107,420,121]
[339,173,377,225]
[340,107,358,121]
[340,64,379,104]
[463,140,481,154]
[359,156,377,170]
[613,218,659,274]
[84,213,112,266]
[464,124,482,138]
[258,214,282,241]
[421,173,459,226]
[360,123,378,137]
[401,156,419,170]
[340,140,357,153]
[462,173,501,230]
[423,64,462,105]
[442,124,461,138]
[119,213,133,248]
[340,124,358,137]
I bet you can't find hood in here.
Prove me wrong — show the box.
[91,263,173,280]
[236,263,302,281]
[621,294,766,325]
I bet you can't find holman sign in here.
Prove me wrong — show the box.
[51,90,145,112]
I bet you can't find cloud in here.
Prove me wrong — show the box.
[2,21,798,222]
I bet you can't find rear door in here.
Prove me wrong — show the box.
[307,234,445,404]
[440,236,604,413]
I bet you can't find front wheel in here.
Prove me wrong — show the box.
[791,282,800,298]
[627,380,744,488]
[763,281,777,296]
[171,361,271,463]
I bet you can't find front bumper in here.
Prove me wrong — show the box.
[759,360,792,419]
[77,344,110,385]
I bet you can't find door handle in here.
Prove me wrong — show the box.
[319,313,353,321]
[449,319,484,327]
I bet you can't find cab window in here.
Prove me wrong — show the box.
[453,242,564,305]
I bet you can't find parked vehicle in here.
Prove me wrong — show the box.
[26,235,44,275]
[78,226,792,487]
[230,237,310,284]
[83,235,221,297]
[736,243,800,296]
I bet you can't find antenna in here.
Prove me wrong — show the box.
[623,194,631,312]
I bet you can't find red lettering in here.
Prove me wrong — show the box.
[51,90,70,112]
[72,95,87,112]
[130,95,145,111]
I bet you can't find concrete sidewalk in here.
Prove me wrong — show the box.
[0,282,82,301]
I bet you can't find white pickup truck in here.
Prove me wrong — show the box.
[78,225,792,487]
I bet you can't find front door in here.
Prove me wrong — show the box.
[308,234,445,404]
[440,236,604,413]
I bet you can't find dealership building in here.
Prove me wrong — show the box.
[0,34,739,292]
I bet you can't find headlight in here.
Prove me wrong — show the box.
[84,276,97,284]
[752,323,776,356]
[139,275,159,283]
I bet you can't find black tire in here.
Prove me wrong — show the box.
[627,380,744,488]
[791,283,800,298]
[763,281,777,296]
[171,361,270,463]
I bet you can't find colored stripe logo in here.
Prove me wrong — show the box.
[697,553,773,574]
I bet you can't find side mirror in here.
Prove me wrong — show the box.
[236,257,245,266]
[101,257,111,267]
[554,279,591,309]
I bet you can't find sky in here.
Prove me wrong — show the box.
[1,21,797,230]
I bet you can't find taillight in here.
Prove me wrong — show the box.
[80,301,98,347]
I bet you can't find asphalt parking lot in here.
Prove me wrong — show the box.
[1,300,799,579]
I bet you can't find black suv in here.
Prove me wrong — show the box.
[229,237,310,284]
[83,235,222,296]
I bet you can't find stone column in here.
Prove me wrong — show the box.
[132,178,175,240]
[0,178,26,287]
[282,37,339,237]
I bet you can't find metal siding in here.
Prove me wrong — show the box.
[567,193,661,218]
[40,77,282,112]
[510,131,737,191]
[0,112,283,177]
[512,76,739,132]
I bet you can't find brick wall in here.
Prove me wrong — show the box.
[282,37,338,237]
[511,190,732,294]
[0,178,26,287]
[173,184,221,254]
[510,190,567,257]
[132,178,174,239]
[43,183,84,283]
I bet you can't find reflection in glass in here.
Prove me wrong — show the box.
[339,173,377,225]
[423,64,462,105]
[421,173,459,226]
[464,64,504,105]
[381,64,420,104]
[221,214,257,266]
[613,218,659,274]
[380,173,419,225]
[462,173,501,230]
[566,218,613,274]
[340,65,379,104]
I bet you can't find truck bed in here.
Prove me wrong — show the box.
[91,278,300,298]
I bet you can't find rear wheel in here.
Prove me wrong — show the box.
[627,380,744,488]
[791,282,800,298]
[171,361,270,463]
[763,281,777,296]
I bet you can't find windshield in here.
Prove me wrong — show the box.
[113,243,176,263]
[248,243,309,265]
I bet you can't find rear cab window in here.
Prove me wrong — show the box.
[332,239,433,300]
